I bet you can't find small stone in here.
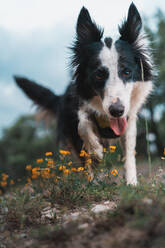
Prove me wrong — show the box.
[78,223,89,230]
[91,202,116,213]
[20,233,28,239]
[41,207,56,219]
[142,198,153,205]
[70,212,80,220]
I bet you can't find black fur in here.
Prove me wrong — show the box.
[104,37,112,49]
[118,3,153,81]
[14,76,60,114]
[14,4,153,158]
[119,2,142,44]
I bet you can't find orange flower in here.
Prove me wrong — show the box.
[109,145,116,153]
[36,158,44,163]
[32,167,40,176]
[1,173,8,181]
[45,152,53,156]
[10,180,15,185]
[59,150,71,155]
[32,174,38,179]
[67,161,72,166]
[80,150,89,157]
[1,181,7,187]
[59,165,66,171]
[64,169,70,175]
[26,165,32,171]
[87,175,92,181]
[41,168,51,178]
[47,159,54,164]
[71,168,77,172]
[77,167,84,172]
[50,173,55,177]
[111,169,118,176]
[27,177,32,183]
[85,159,92,165]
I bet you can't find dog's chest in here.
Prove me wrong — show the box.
[91,114,119,139]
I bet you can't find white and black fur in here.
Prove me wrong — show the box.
[14,3,153,185]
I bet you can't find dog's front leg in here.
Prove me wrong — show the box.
[125,116,137,186]
[78,110,103,160]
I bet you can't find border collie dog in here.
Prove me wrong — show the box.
[14,3,153,185]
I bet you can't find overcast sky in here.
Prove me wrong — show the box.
[0,0,165,135]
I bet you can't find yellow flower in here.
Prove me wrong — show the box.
[59,150,71,155]
[109,145,116,153]
[67,161,72,166]
[71,168,77,172]
[80,150,89,157]
[111,169,118,176]
[26,165,32,171]
[36,158,44,163]
[77,167,84,172]
[45,152,53,156]
[103,148,107,153]
[1,181,7,187]
[10,180,15,185]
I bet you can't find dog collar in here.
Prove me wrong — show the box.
[92,114,119,139]
[95,115,110,128]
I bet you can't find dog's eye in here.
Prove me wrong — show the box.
[123,69,132,77]
[95,68,108,81]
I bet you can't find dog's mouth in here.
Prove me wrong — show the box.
[109,117,127,136]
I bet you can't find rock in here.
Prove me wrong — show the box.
[19,233,28,239]
[91,201,116,213]
[78,223,89,230]
[142,198,153,205]
[63,212,80,222]
[41,207,56,219]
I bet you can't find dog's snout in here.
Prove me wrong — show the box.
[109,99,124,117]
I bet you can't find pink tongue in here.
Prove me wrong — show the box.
[110,117,127,136]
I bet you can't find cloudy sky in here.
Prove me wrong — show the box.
[0,0,165,135]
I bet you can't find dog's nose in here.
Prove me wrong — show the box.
[109,99,125,117]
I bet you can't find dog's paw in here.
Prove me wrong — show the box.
[126,177,138,186]
[94,147,103,160]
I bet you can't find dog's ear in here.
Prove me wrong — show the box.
[71,7,103,67]
[119,3,142,43]
[76,7,103,45]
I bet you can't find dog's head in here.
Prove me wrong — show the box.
[72,3,153,136]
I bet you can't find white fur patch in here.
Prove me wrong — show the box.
[99,44,133,118]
